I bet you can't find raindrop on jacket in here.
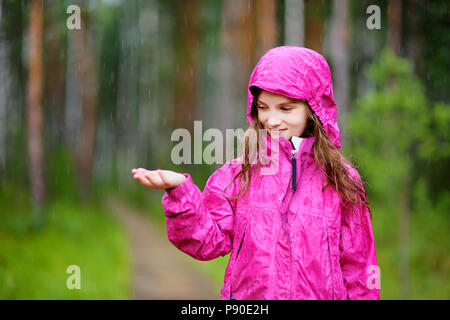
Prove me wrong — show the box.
[162,46,380,300]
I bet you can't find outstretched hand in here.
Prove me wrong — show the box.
[131,168,186,190]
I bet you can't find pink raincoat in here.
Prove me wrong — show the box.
[162,46,380,300]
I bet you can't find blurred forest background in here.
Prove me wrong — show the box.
[0,0,448,299]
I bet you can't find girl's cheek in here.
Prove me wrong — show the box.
[258,116,267,126]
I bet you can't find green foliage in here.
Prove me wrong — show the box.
[348,48,450,299]
[372,200,450,299]
[0,194,131,299]
[421,0,450,103]
[47,147,79,203]
[429,102,450,160]
[349,48,449,202]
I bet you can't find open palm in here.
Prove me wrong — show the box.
[132,168,186,190]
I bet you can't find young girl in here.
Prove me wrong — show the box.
[132,46,380,300]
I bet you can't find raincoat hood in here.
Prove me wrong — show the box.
[247,46,341,150]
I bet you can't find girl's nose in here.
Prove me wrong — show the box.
[267,116,282,128]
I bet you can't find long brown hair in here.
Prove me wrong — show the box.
[225,90,371,217]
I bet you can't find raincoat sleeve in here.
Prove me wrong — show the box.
[339,169,380,300]
[161,166,235,261]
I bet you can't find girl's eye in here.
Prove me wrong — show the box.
[281,107,292,111]
[257,105,266,110]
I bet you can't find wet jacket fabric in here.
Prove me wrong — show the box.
[161,46,379,300]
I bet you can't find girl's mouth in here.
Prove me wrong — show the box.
[270,129,287,133]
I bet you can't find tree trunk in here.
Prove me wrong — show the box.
[217,0,253,165]
[172,0,199,133]
[27,0,46,208]
[218,0,278,165]
[330,0,350,146]
[0,14,9,171]
[64,26,81,166]
[399,171,411,299]
[74,17,98,201]
[404,0,422,75]
[305,0,325,54]
[284,0,305,46]
[254,0,278,59]
[388,0,409,299]
[220,0,277,127]
[136,0,160,167]
[116,2,139,186]
[388,0,403,55]
[45,1,66,148]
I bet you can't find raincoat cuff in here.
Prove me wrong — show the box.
[164,173,192,198]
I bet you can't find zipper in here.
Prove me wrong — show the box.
[291,149,297,190]
[289,149,296,298]
[289,146,304,298]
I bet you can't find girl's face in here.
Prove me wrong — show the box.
[256,90,309,141]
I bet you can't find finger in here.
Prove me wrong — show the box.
[133,168,144,174]
[135,174,152,187]
[136,169,150,180]
[156,170,169,186]
[134,172,152,185]
[139,172,155,187]
[133,172,144,181]
[142,171,160,188]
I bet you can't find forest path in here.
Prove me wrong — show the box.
[108,199,218,299]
